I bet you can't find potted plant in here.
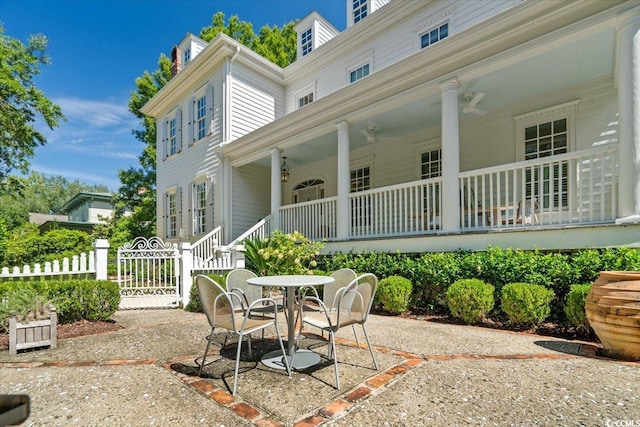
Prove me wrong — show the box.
[1,287,58,355]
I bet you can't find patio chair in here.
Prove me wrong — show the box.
[296,268,358,337]
[502,197,539,225]
[226,268,286,318]
[195,274,291,396]
[295,273,379,390]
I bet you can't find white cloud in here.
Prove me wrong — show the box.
[54,97,138,128]
[31,163,121,190]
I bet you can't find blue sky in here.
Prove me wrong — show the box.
[0,0,346,191]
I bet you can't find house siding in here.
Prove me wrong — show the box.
[156,68,224,241]
[285,0,520,113]
[231,164,271,239]
[230,63,284,141]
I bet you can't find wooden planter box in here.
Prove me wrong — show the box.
[9,313,57,355]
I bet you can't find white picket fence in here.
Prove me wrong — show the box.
[0,239,110,280]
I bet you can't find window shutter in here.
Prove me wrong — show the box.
[162,119,168,160]
[177,108,183,153]
[189,183,194,237]
[163,192,169,238]
[188,99,195,145]
[206,83,214,136]
[176,187,183,238]
[207,178,214,233]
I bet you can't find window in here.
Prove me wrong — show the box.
[183,48,191,64]
[166,192,177,238]
[349,64,370,83]
[301,28,313,56]
[350,163,371,229]
[298,92,314,108]
[420,149,441,179]
[350,166,370,192]
[524,118,569,208]
[353,0,368,23]
[195,95,206,140]
[168,117,178,156]
[420,22,448,49]
[515,100,578,210]
[193,181,207,235]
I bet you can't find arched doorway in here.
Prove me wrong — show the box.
[292,179,325,203]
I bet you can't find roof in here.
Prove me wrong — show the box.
[60,192,114,214]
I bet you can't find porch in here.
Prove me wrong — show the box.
[272,144,619,243]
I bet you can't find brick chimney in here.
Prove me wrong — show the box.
[171,46,182,77]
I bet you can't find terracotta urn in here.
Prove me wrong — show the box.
[585,271,640,361]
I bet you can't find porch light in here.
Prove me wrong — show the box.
[281,157,289,183]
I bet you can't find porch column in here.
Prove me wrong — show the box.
[336,121,350,239]
[270,148,283,231]
[218,151,232,244]
[616,10,640,224]
[439,78,461,231]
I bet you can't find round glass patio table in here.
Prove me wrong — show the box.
[246,274,335,370]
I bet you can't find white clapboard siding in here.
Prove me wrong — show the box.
[231,163,271,240]
[285,0,520,114]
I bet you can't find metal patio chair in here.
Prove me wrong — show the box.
[195,275,291,396]
[295,273,379,389]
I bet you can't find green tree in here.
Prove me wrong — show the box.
[122,12,297,237]
[0,26,65,194]
[0,172,108,233]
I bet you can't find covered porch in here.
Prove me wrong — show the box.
[218,2,640,252]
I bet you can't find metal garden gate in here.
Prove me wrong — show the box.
[117,237,180,309]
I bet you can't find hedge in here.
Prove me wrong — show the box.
[323,246,640,323]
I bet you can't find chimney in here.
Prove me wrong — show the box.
[171,46,182,77]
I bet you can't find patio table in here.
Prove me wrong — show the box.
[246,274,335,370]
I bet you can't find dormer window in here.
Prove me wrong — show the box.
[353,0,368,24]
[183,48,191,64]
[301,28,313,56]
[420,22,449,49]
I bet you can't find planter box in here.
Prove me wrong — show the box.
[9,313,57,355]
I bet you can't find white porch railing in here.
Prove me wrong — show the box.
[191,225,223,264]
[459,144,618,229]
[280,197,338,240]
[228,215,272,246]
[349,178,442,237]
[273,145,618,240]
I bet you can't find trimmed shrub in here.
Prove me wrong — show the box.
[446,279,494,324]
[0,279,120,331]
[376,276,412,314]
[501,283,554,328]
[564,284,592,332]
[185,273,225,313]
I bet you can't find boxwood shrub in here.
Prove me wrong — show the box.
[501,283,554,328]
[446,279,494,324]
[564,284,592,333]
[376,276,412,314]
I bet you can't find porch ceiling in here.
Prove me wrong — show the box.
[256,23,615,169]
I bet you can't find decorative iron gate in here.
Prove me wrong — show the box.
[117,237,180,309]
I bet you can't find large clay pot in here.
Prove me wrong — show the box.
[585,271,640,361]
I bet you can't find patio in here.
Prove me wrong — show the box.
[1,309,638,426]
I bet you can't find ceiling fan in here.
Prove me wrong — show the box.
[462,92,487,116]
[360,125,392,143]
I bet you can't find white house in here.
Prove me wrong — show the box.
[141,0,640,259]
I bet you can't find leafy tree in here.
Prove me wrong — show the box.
[121,12,298,238]
[3,223,92,267]
[0,172,108,232]
[0,26,65,194]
